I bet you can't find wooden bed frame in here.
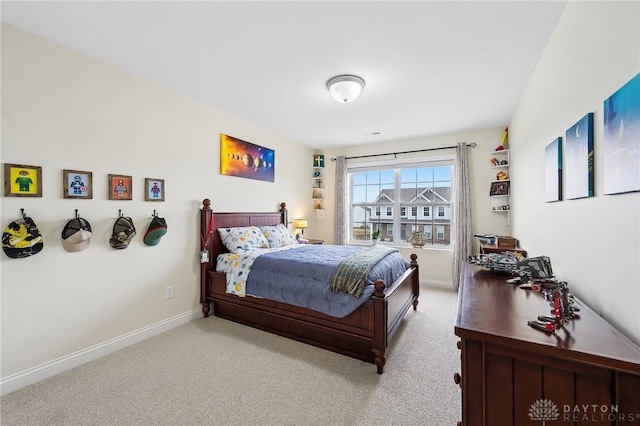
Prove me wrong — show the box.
[199,199,419,373]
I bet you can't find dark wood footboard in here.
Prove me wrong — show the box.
[199,199,419,373]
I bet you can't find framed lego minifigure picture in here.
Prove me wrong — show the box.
[4,163,42,197]
[63,169,93,199]
[108,174,133,200]
[145,178,165,202]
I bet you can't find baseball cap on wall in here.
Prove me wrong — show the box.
[61,216,92,252]
[2,216,44,259]
[110,216,136,249]
[143,216,167,246]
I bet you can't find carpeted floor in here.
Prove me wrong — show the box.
[1,285,461,426]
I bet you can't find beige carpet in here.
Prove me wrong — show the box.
[1,285,461,426]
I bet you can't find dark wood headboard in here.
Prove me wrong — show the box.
[199,199,287,303]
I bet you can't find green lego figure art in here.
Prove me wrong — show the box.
[14,170,34,192]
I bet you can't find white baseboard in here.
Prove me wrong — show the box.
[0,309,202,396]
[420,279,455,290]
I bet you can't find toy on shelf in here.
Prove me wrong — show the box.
[496,170,509,180]
[495,127,508,151]
[490,157,509,166]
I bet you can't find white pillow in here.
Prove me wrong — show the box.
[218,226,270,253]
[259,224,297,248]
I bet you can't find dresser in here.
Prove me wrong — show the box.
[455,262,640,426]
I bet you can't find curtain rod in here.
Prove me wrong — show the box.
[330,142,476,161]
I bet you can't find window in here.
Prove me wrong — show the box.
[348,159,454,246]
[424,225,432,240]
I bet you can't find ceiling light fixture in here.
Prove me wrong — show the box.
[326,75,365,103]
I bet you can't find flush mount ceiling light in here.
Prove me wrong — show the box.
[326,74,365,103]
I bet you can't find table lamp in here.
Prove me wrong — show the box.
[294,218,309,235]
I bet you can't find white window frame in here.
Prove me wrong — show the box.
[346,156,454,247]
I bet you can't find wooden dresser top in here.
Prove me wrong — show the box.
[455,262,640,375]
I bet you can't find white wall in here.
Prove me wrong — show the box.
[1,24,312,381]
[319,127,512,286]
[509,1,640,343]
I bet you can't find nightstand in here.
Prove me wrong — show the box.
[480,242,527,257]
[306,239,324,245]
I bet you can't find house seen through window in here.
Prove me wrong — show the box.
[348,159,454,247]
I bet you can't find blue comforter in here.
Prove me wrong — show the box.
[245,244,410,318]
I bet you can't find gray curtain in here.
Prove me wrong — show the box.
[452,143,472,290]
[334,156,347,245]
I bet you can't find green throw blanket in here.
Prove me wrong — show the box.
[330,246,397,298]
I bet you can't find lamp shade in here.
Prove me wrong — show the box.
[326,75,365,103]
[294,218,309,230]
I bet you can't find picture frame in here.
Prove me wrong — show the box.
[564,113,594,200]
[489,181,510,196]
[4,163,42,197]
[544,137,563,202]
[145,178,165,201]
[603,72,640,195]
[108,174,133,200]
[63,169,93,199]
[220,134,275,182]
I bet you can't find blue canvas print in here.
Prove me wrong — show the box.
[545,137,563,202]
[565,113,594,199]
[603,72,640,195]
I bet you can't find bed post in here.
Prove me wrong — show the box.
[200,198,213,317]
[410,253,419,310]
[372,279,387,374]
[279,202,288,225]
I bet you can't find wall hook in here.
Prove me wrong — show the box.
[118,209,123,218]
[152,209,158,217]
[75,209,79,219]
[20,208,26,219]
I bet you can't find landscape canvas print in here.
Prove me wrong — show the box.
[220,134,275,182]
[603,72,640,195]
[564,113,594,199]
[545,137,563,202]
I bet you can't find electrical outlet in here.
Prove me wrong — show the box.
[165,285,174,299]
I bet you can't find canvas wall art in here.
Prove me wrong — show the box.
[603,72,640,195]
[564,113,594,200]
[220,134,275,182]
[544,137,563,202]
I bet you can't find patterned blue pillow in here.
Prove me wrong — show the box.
[218,226,270,253]
[259,224,297,248]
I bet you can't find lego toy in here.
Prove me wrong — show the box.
[496,170,509,180]
[527,281,579,334]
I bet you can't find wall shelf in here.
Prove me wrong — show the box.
[489,150,510,213]
[312,155,325,211]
